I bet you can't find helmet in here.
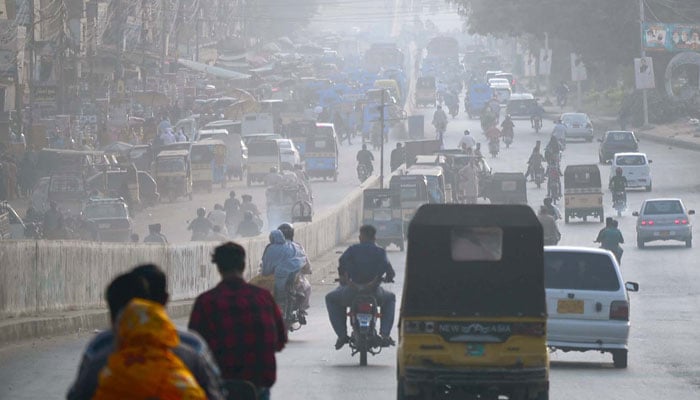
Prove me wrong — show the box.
[277,223,294,240]
[616,167,623,175]
[197,207,206,217]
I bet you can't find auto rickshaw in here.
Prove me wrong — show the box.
[564,164,604,223]
[266,184,313,228]
[388,175,429,234]
[484,172,527,205]
[414,76,436,108]
[190,139,227,192]
[406,165,447,204]
[398,204,549,400]
[305,134,339,181]
[362,188,404,251]
[154,150,193,202]
[247,140,281,186]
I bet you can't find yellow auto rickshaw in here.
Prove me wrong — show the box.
[190,139,227,192]
[398,204,549,400]
[154,150,192,202]
[564,164,604,224]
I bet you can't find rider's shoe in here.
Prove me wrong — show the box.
[335,335,350,350]
[380,335,396,347]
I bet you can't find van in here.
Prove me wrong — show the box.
[611,152,652,191]
[196,128,248,180]
[489,81,512,104]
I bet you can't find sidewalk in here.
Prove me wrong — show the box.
[0,242,348,346]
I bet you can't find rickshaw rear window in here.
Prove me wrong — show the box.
[157,158,185,172]
[400,188,418,200]
[451,227,503,262]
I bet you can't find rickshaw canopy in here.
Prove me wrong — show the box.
[564,164,602,190]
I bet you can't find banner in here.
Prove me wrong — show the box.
[643,22,700,52]
[539,48,552,76]
[634,57,655,89]
[570,53,587,82]
[524,51,537,77]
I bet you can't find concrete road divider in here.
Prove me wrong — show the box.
[0,177,378,343]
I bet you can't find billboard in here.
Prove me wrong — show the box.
[570,53,587,82]
[539,48,552,76]
[634,57,655,89]
[643,22,700,52]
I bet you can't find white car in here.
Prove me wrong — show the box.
[611,152,652,191]
[544,246,639,368]
[274,138,301,169]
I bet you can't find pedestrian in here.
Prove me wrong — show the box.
[189,242,287,400]
[67,266,224,400]
[538,206,561,246]
[390,143,405,172]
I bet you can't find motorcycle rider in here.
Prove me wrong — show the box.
[326,225,396,350]
[501,114,515,142]
[538,206,561,246]
[264,167,285,187]
[543,197,562,221]
[609,167,628,206]
[524,141,544,181]
[546,162,563,200]
[556,81,570,107]
[207,204,228,237]
[432,105,448,145]
[356,144,375,176]
[458,129,476,154]
[277,223,312,310]
[544,135,562,165]
[552,119,567,149]
[187,208,213,241]
[530,101,545,129]
[240,194,263,228]
[144,223,168,243]
[485,125,501,157]
[595,218,624,263]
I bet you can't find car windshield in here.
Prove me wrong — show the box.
[562,114,587,125]
[278,140,292,149]
[84,203,127,219]
[643,200,684,215]
[606,132,634,142]
[616,155,646,165]
[545,252,620,291]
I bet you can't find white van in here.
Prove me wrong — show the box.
[611,152,652,191]
[489,81,512,104]
[242,113,274,136]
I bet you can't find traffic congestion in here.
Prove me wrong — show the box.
[1,1,700,400]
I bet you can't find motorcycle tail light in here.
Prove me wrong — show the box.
[356,303,373,313]
[610,300,630,321]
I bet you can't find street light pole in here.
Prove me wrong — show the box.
[639,0,649,126]
[380,89,385,189]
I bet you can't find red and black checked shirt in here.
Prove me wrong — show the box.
[188,277,287,388]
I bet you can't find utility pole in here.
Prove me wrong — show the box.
[380,89,386,189]
[639,0,649,126]
[27,0,35,134]
[544,32,550,97]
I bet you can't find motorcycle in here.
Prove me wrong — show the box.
[533,116,542,133]
[548,177,562,204]
[533,164,545,189]
[277,272,308,332]
[613,190,627,217]
[344,278,392,366]
[357,163,371,183]
[488,137,500,158]
[503,132,513,148]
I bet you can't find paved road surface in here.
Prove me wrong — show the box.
[2,111,700,399]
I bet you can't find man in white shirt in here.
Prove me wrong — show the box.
[458,130,476,154]
[207,204,229,236]
[161,128,176,145]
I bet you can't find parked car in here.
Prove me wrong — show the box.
[544,246,639,368]
[274,138,301,169]
[610,152,652,191]
[561,112,594,142]
[633,198,694,248]
[598,131,639,163]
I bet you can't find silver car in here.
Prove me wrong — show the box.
[545,246,639,368]
[561,112,594,142]
[634,198,695,248]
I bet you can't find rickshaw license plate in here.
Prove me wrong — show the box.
[557,299,584,314]
[466,343,485,357]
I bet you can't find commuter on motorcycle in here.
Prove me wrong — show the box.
[552,119,567,149]
[326,225,396,350]
[544,135,562,165]
[278,223,312,310]
[356,144,375,176]
[261,228,311,313]
[524,141,544,181]
[264,167,285,187]
[501,114,515,143]
[609,167,628,205]
[530,102,545,129]
[188,207,213,241]
[239,194,263,229]
[432,105,448,144]
[485,125,501,157]
[595,218,624,263]
[556,81,570,107]
[538,206,561,246]
[543,197,562,221]
[444,90,459,118]
[546,163,563,201]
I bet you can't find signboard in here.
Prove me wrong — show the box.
[570,53,587,82]
[643,22,700,52]
[539,48,552,76]
[524,51,537,77]
[634,57,655,89]
[34,85,57,103]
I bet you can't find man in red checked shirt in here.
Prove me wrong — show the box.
[189,242,287,400]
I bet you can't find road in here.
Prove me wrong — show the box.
[2,108,700,399]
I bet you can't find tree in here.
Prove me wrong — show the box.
[243,0,320,42]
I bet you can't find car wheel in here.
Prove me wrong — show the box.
[637,237,645,249]
[645,183,652,192]
[686,237,692,248]
[613,349,628,368]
